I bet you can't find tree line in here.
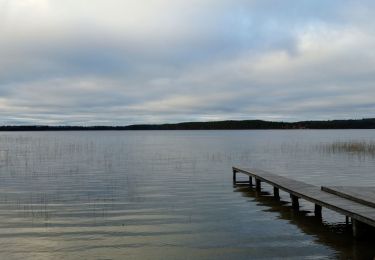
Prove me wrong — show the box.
[0,118,375,131]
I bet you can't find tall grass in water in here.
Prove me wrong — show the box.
[320,141,375,157]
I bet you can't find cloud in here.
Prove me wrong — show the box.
[0,0,375,125]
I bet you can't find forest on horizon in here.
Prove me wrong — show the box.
[1,118,375,131]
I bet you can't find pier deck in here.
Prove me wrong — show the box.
[322,186,375,208]
[232,166,375,238]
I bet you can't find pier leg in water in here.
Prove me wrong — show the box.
[232,169,237,183]
[249,176,253,187]
[290,194,299,209]
[314,204,322,218]
[352,219,369,238]
[256,179,261,191]
[273,187,280,199]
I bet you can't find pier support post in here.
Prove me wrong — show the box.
[273,187,280,199]
[256,179,261,191]
[249,176,253,186]
[290,194,299,209]
[352,219,368,238]
[232,169,237,183]
[314,204,322,217]
[346,216,350,225]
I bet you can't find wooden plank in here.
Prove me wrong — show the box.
[322,186,375,208]
[232,166,375,228]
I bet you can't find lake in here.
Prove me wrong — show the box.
[0,130,374,259]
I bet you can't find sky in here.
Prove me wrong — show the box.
[0,0,375,125]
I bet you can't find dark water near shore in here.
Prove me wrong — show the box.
[0,130,374,259]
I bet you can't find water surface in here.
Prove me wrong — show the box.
[0,130,374,259]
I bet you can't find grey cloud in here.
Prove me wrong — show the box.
[0,0,375,125]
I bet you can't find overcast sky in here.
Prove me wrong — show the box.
[1,0,375,125]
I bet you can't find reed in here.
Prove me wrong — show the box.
[320,141,375,156]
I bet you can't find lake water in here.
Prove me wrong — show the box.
[0,130,374,259]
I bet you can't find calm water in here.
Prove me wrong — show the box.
[0,130,374,259]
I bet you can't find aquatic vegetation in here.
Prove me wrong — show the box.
[319,141,375,156]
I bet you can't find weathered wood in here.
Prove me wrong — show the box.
[232,166,375,231]
[256,179,261,191]
[290,194,299,209]
[273,187,280,199]
[352,219,372,238]
[322,186,375,208]
[314,204,322,217]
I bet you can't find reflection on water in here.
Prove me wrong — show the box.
[0,130,374,259]
[234,184,375,260]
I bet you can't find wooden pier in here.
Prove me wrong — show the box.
[232,166,375,238]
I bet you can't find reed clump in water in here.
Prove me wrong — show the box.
[321,141,375,156]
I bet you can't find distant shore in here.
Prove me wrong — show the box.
[1,118,375,131]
